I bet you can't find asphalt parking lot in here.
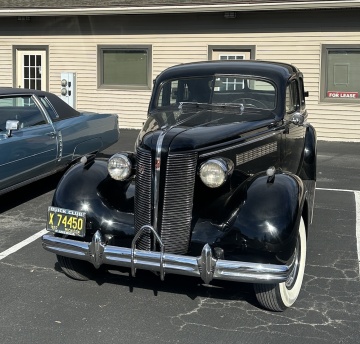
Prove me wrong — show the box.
[0,129,359,344]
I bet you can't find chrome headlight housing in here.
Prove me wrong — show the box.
[107,153,132,181]
[199,158,234,188]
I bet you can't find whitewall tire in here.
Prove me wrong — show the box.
[254,216,307,311]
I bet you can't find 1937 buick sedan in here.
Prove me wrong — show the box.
[42,60,317,311]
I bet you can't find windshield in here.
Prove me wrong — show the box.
[155,75,276,111]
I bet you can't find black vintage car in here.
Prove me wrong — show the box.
[42,60,317,311]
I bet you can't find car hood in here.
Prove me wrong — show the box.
[138,108,276,151]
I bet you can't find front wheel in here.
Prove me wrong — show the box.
[57,255,98,281]
[254,216,307,311]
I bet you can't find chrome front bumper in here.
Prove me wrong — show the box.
[42,225,294,285]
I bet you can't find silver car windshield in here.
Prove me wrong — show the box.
[156,75,276,111]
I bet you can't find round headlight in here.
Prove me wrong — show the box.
[107,154,132,181]
[199,158,231,188]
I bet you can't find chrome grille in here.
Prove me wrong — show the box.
[161,152,197,254]
[134,148,152,250]
[134,148,197,254]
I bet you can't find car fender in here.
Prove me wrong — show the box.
[300,123,317,181]
[52,159,135,238]
[191,172,306,262]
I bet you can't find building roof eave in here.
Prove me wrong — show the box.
[1,1,360,17]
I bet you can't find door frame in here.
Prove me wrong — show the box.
[12,45,49,91]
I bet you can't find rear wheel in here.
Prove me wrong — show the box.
[254,216,307,311]
[57,255,97,281]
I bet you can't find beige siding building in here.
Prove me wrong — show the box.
[1,1,360,141]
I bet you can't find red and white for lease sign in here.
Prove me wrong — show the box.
[327,91,359,98]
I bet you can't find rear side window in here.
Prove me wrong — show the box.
[39,96,59,120]
[45,93,80,120]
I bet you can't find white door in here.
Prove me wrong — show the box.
[16,50,47,90]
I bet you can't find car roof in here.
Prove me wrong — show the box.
[155,60,299,83]
[0,87,80,119]
[0,87,51,96]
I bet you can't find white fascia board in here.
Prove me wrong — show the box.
[1,1,360,16]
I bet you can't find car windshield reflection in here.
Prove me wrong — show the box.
[156,75,276,111]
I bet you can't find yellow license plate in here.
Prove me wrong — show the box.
[47,206,86,237]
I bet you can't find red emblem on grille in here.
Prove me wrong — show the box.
[155,158,161,170]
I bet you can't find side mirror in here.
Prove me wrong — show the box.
[5,120,20,137]
[304,91,309,98]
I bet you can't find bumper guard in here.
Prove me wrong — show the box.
[42,225,294,284]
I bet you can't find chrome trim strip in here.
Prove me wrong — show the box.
[152,111,207,232]
[0,148,57,166]
[153,131,166,232]
[42,232,294,284]
[199,131,280,158]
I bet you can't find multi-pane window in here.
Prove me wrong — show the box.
[219,54,245,90]
[23,54,42,90]
[321,45,360,102]
[15,48,47,90]
[98,46,151,89]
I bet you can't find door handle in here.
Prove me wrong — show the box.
[47,132,56,138]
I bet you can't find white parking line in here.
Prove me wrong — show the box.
[0,228,48,261]
[317,188,360,273]
[355,192,360,273]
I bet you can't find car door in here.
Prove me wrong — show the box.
[0,94,57,192]
[282,78,307,174]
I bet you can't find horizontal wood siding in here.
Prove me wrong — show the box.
[0,10,359,140]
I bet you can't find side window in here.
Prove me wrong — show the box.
[299,77,306,110]
[0,95,46,130]
[39,96,59,121]
[157,80,189,107]
[156,80,193,107]
[286,81,300,113]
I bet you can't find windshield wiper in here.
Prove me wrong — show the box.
[179,102,245,113]
[178,102,209,110]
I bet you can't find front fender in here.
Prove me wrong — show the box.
[52,159,135,240]
[300,123,317,181]
[191,172,305,263]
